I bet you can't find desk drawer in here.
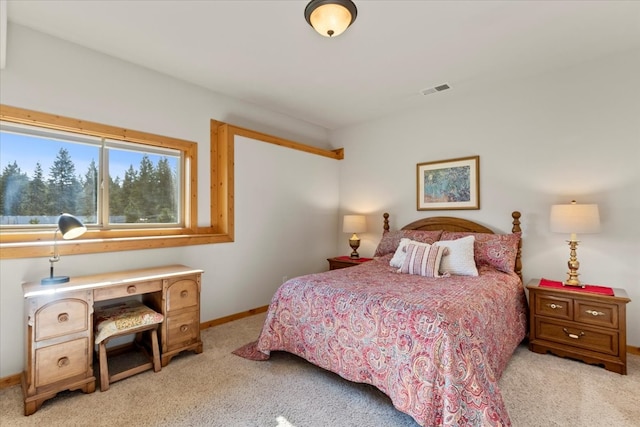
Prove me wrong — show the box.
[166,278,198,311]
[93,280,162,301]
[535,318,618,356]
[35,299,89,341]
[166,311,199,351]
[35,338,88,387]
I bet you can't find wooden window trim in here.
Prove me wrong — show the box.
[0,105,343,259]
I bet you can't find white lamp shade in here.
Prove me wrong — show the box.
[343,215,366,233]
[550,202,600,235]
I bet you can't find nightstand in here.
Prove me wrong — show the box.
[327,256,373,270]
[526,278,631,374]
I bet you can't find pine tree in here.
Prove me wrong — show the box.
[137,155,155,221]
[47,148,80,214]
[155,157,176,223]
[121,165,140,223]
[108,176,124,220]
[78,159,98,222]
[22,163,48,218]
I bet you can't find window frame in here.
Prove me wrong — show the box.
[0,105,343,260]
[0,122,185,230]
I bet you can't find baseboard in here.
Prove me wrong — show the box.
[200,305,269,330]
[628,345,640,356]
[0,373,21,390]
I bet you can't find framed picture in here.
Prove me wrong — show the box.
[416,155,479,210]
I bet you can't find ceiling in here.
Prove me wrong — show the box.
[4,1,640,130]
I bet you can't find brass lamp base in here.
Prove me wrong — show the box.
[563,239,584,287]
[349,236,360,259]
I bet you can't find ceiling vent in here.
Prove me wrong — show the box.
[420,83,451,96]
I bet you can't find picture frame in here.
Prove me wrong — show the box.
[416,155,479,211]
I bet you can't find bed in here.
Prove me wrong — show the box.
[253,212,528,426]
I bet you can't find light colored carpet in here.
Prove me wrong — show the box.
[1,313,638,426]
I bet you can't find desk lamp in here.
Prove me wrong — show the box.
[41,213,87,285]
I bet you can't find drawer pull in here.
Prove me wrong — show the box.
[562,328,585,339]
[585,309,605,317]
[180,290,188,298]
[57,313,69,323]
[180,325,189,333]
[57,357,70,368]
[127,285,137,294]
[546,303,563,309]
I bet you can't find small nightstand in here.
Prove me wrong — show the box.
[327,256,373,270]
[526,278,631,374]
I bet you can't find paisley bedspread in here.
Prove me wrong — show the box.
[255,255,528,426]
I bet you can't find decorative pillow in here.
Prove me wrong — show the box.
[389,238,432,268]
[399,243,449,277]
[374,229,443,257]
[435,235,478,276]
[441,231,521,274]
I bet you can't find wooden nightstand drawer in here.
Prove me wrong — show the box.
[535,294,573,320]
[35,338,89,387]
[574,300,618,329]
[35,299,89,341]
[166,277,199,311]
[535,319,618,356]
[327,256,373,270]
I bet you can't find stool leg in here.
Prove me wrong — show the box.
[99,341,110,392]
[150,328,161,373]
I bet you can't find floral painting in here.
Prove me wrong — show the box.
[417,156,479,210]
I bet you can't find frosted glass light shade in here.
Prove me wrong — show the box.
[343,215,366,233]
[305,0,357,38]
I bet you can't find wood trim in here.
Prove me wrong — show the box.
[208,120,344,243]
[199,305,269,330]
[227,124,344,160]
[628,345,640,356]
[0,104,194,150]
[0,372,21,389]
[0,106,342,259]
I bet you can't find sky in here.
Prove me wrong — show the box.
[0,131,177,182]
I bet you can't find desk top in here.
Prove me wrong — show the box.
[23,264,203,298]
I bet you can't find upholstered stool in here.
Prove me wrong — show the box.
[94,300,164,391]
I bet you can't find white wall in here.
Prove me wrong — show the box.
[333,48,640,347]
[0,24,339,377]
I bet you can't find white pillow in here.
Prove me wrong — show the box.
[390,238,431,268]
[435,235,478,276]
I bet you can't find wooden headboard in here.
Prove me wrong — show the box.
[382,211,523,281]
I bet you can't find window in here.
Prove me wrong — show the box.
[1,123,182,229]
[0,104,341,259]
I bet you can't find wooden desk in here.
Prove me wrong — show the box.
[22,264,203,415]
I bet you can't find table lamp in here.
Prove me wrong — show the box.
[41,213,87,285]
[343,215,366,259]
[550,200,600,287]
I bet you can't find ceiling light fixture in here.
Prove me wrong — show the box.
[305,0,358,38]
